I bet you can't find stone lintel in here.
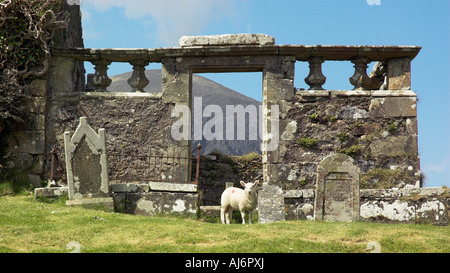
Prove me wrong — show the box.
[52,45,421,62]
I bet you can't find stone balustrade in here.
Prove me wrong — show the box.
[45,39,427,222]
[52,44,421,92]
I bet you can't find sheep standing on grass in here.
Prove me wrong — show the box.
[220,180,260,224]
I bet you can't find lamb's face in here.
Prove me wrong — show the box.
[240,180,259,196]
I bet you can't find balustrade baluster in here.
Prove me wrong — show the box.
[91,59,112,91]
[304,57,326,90]
[349,57,371,90]
[128,60,150,92]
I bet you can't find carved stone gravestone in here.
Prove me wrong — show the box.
[64,117,113,210]
[314,154,360,222]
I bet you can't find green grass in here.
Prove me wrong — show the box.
[0,194,449,253]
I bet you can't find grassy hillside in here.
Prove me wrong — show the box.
[0,193,448,253]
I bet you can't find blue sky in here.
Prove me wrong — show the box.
[79,0,449,187]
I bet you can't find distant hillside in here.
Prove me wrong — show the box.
[109,69,262,155]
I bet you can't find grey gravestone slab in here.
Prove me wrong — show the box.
[314,154,360,222]
[64,117,112,207]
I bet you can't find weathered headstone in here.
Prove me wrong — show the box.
[64,117,113,210]
[314,154,360,222]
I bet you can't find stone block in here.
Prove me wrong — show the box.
[415,198,448,225]
[30,114,46,131]
[360,187,449,225]
[332,90,372,97]
[110,183,148,193]
[369,97,417,118]
[179,34,275,47]
[371,90,416,97]
[283,190,303,198]
[360,199,416,223]
[35,187,68,198]
[258,184,285,223]
[264,163,295,185]
[360,188,402,199]
[9,131,45,154]
[28,79,47,97]
[161,63,191,103]
[21,97,46,114]
[149,182,197,193]
[264,73,295,102]
[369,135,418,157]
[49,57,76,92]
[113,192,198,216]
[296,90,330,97]
[199,206,221,217]
[401,187,448,197]
[338,105,369,120]
[387,58,411,90]
[4,153,33,170]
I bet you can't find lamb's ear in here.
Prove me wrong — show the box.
[253,180,259,187]
[240,180,246,187]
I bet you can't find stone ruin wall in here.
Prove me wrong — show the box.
[0,3,447,223]
[1,2,84,186]
[270,89,421,191]
[284,187,449,225]
[5,42,449,224]
[45,92,178,178]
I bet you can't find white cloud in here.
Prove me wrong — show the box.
[425,155,450,173]
[82,28,104,40]
[82,0,236,46]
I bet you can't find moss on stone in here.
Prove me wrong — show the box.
[297,137,319,149]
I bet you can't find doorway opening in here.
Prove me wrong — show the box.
[191,72,263,156]
[192,72,263,207]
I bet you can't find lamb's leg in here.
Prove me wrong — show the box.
[249,211,252,225]
[225,207,232,224]
[240,210,246,225]
[220,206,226,224]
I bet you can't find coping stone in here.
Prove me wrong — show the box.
[149,182,197,193]
[179,34,275,47]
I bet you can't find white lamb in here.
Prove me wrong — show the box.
[220,180,259,224]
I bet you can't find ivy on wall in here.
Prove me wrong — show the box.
[0,0,68,129]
